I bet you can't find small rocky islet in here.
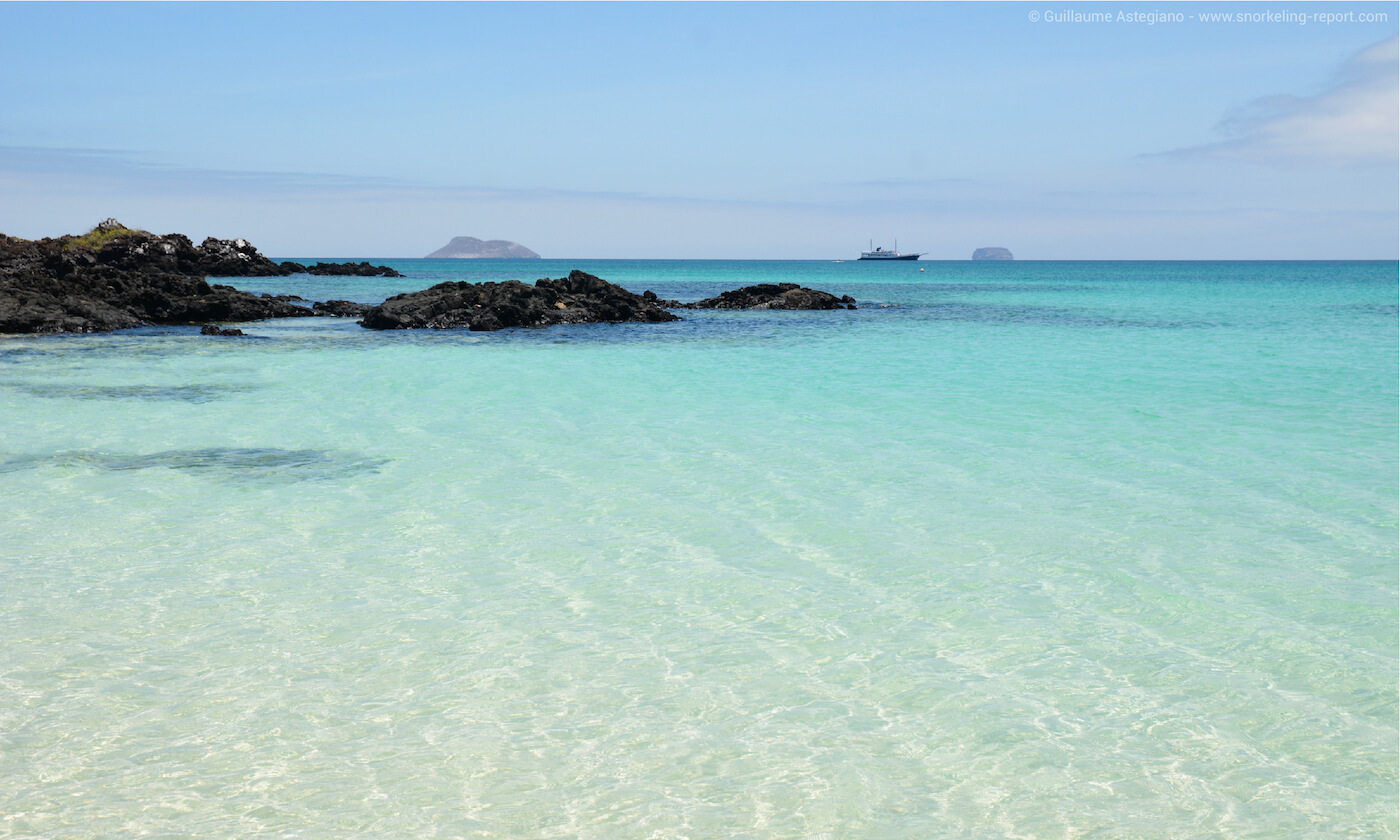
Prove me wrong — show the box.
[675,283,856,310]
[359,271,680,330]
[424,236,541,260]
[0,221,855,335]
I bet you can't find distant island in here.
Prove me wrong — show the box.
[972,247,1014,261]
[426,236,540,259]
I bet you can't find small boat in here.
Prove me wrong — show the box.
[858,239,923,261]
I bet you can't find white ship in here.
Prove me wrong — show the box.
[858,240,923,261]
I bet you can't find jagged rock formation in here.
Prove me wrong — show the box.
[359,270,677,331]
[0,220,316,333]
[677,283,856,310]
[972,247,1014,261]
[200,325,246,336]
[42,219,291,277]
[425,236,540,259]
[0,220,424,334]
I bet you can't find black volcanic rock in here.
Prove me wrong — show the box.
[194,236,287,276]
[200,325,245,336]
[425,236,541,259]
[678,283,856,310]
[0,221,316,334]
[313,299,373,318]
[359,270,679,331]
[642,290,684,308]
[24,221,288,279]
[284,260,403,278]
[972,247,1014,261]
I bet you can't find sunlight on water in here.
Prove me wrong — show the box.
[1,261,1395,838]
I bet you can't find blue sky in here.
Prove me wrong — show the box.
[1,2,1395,259]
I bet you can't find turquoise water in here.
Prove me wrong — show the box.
[1,260,1395,838]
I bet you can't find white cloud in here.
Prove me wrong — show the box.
[1165,36,1398,165]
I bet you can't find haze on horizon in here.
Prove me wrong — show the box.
[1,2,1396,260]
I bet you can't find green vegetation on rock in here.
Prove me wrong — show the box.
[63,218,147,252]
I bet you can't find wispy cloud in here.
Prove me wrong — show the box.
[0,144,938,214]
[1157,35,1398,165]
[0,145,416,193]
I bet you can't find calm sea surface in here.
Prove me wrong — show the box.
[1,260,1395,838]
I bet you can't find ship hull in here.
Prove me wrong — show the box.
[857,253,921,261]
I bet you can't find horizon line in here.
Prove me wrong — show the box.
[270,256,1400,263]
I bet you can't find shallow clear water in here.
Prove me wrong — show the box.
[1,260,1395,838]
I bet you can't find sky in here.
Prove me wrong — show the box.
[0,2,1396,259]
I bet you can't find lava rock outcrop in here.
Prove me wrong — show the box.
[281,261,402,277]
[359,270,679,331]
[678,283,856,310]
[0,221,315,333]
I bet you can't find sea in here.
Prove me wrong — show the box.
[1,259,1395,839]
